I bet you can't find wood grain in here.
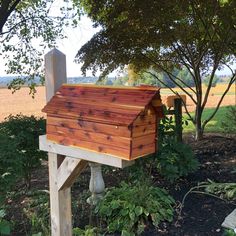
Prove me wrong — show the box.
[47,125,131,147]
[131,142,156,159]
[47,116,131,138]
[132,123,156,137]
[47,134,131,159]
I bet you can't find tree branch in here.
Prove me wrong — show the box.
[144,70,194,123]
[202,73,236,130]
[0,0,21,33]
[141,53,197,104]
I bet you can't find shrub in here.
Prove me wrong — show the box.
[156,109,199,182]
[0,114,46,189]
[156,139,199,182]
[0,209,11,235]
[23,191,50,236]
[95,182,175,235]
[73,226,101,236]
[221,106,236,133]
[0,132,19,205]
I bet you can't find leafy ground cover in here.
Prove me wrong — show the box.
[2,133,235,236]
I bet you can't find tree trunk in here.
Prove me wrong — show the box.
[195,103,204,141]
[195,124,203,141]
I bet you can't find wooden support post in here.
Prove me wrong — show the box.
[48,153,72,236]
[174,98,182,142]
[45,49,72,236]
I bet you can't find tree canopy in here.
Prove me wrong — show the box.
[76,0,236,139]
[0,0,79,93]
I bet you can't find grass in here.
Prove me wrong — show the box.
[183,106,235,133]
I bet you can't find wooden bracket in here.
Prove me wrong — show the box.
[57,157,88,191]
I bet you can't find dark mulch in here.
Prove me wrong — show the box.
[7,133,236,235]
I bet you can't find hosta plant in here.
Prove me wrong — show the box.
[96,181,175,236]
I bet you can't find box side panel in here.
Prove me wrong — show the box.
[46,116,132,160]
[47,116,131,138]
[47,133,131,159]
[131,112,157,159]
[132,123,156,138]
[131,142,156,159]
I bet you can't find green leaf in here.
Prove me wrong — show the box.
[121,229,135,236]
[32,233,42,236]
[134,206,143,216]
[0,210,6,218]
[0,220,11,235]
[129,211,135,221]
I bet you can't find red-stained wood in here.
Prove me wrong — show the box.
[42,85,164,160]
[43,99,141,115]
[132,123,156,137]
[131,142,156,159]
[47,125,131,147]
[59,85,160,96]
[132,133,156,149]
[52,94,146,110]
[45,109,135,126]
[47,116,132,138]
[47,134,131,159]
[44,107,138,126]
[133,114,156,126]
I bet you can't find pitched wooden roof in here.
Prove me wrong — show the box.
[42,84,162,126]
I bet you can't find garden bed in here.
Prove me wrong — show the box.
[6,133,236,235]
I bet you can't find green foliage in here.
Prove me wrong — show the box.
[73,226,101,236]
[223,229,236,236]
[0,209,11,235]
[0,114,46,189]
[0,0,80,94]
[76,0,236,139]
[202,180,236,201]
[156,139,199,182]
[95,182,175,235]
[203,75,220,87]
[221,106,236,133]
[157,111,199,182]
[0,132,19,205]
[23,191,50,236]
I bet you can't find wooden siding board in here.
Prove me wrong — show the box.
[131,142,156,159]
[47,116,132,138]
[47,125,131,147]
[52,95,145,110]
[56,91,154,107]
[44,110,135,126]
[47,134,130,159]
[132,123,156,137]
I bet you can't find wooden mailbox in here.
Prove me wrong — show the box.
[42,84,163,161]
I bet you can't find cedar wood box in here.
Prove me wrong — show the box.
[42,84,163,161]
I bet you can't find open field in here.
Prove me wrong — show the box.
[0,84,235,122]
[0,86,46,121]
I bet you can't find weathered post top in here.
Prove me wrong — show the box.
[44,48,67,102]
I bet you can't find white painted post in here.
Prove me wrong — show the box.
[45,49,71,236]
[87,162,105,205]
